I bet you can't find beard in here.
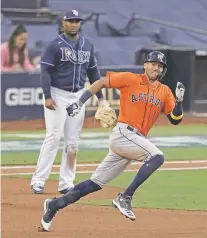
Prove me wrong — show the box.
[64,28,79,37]
[69,31,78,36]
[147,71,159,81]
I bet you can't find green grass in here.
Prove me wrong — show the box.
[1,127,112,135]
[149,124,207,136]
[2,124,206,212]
[1,150,107,165]
[1,127,112,140]
[7,170,207,211]
[108,170,207,211]
[1,124,207,141]
[1,147,207,165]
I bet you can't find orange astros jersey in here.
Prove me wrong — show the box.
[106,72,176,136]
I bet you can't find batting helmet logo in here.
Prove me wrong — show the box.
[157,53,164,61]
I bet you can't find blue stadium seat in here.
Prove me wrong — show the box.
[2,0,207,65]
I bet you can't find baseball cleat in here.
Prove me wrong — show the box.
[41,199,58,231]
[112,193,136,221]
[31,183,44,194]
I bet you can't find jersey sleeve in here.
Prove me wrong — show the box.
[40,42,58,67]
[106,72,132,89]
[88,44,98,69]
[163,87,176,115]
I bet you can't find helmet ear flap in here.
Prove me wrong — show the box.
[159,67,167,80]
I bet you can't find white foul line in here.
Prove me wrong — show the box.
[1,160,207,170]
[1,166,207,176]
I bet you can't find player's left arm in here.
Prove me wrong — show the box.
[168,101,183,125]
[165,82,185,125]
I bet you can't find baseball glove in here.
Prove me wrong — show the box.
[95,101,117,128]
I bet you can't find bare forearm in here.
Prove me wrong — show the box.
[88,78,106,95]
[79,77,108,105]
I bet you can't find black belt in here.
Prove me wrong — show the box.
[127,126,143,136]
[64,88,80,93]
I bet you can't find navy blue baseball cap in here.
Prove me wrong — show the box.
[63,10,83,21]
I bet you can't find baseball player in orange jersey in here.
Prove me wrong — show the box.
[40,51,185,231]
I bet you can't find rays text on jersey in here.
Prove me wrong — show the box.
[60,47,90,64]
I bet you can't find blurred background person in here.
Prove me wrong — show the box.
[0,24,38,72]
[57,16,64,34]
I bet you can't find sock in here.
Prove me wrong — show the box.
[50,179,101,210]
[123,154,164,197]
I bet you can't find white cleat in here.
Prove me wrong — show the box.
[112,193,136,221]
[41,199,57,231]
[31,183,44,194]
[41,217,50,231]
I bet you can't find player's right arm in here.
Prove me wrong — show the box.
[81,72,130,104]
[40,42,58,110]
[66,72,130,116]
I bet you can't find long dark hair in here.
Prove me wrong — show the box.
[8,24,27,67]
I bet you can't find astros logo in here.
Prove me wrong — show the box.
[157,54,164,61]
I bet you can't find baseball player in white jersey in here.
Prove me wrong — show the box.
[30,10,110,194]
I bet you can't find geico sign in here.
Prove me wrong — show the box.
[5,87,43,106]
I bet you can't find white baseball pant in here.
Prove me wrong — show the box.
[31,87,85,191]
